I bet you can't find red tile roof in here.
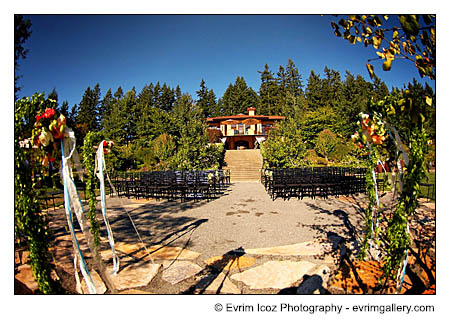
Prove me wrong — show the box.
[206,114,285,122]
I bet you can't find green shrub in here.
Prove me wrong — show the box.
[262,118,308,168]
[315,128,338,163]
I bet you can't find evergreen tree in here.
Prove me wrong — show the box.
[284,59,304,97]
[371,75,390,102]
[276,59,305,117]
[340,71,372,137]
[75,83,101,139]
[322,66,343,108]
[103,101,127,145]
[175,85,182,102]
[153,82,161,108]
[305,70,323,110]
[14,15,32,99]
[259,64,280,115]
[60,100,69,118]
[48,88,59,107]
[206,89,218,117]
[103,88,138,145]
[68,104,78,128]
[137,83,154,108]
[122,88,138,144]
[299,105,338,148]
[159,83,176,111]
[196,79,217,118]
[114,86,124,101]
[220,77,258,116]
[99,88,115,130]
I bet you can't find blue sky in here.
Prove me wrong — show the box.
[17,14,435,109]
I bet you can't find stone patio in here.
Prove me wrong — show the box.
[14,182,435,294]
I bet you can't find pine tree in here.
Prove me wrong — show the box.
[322,66,344,108]
[175,85,182,102]
[339,71,371,137]
[276,59,305,117]
[284,59,304,97]
[103,100,127,145]
[305,70,323,110]
[160,83,176,111]
[219,83,235,116]
[196,79,217,118]
[259,64,280,115]
[75,83,101,139]
[103,88,138,145]
[137,83,154,108]
[114,86,123,101]
[68,104,78,127]
[153,82,161,108]
[122,88,138,144]
[14,15,32,99]
[60,100,69,117]
[99,88,115,130]
[48,88,59,107]
[220,77,258,116]
[371,75,390,102]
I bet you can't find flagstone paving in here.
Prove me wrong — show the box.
[204,272,241,294]
[107,262,161,291]
[119,289,153,294]
[161,260,202,285]
[204,255,255,271]
[15,264,39,293]
[81,269,107,294]
[15,182,435,294]
[113,242,201,260]
[243,240,332,256]
[230,260,317,290]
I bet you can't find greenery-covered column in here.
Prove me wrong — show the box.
[353,93,430,290]
[14,94,63,293]
[384,127,428,288]
[82,131,117,293]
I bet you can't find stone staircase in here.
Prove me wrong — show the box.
[223,149,263,182]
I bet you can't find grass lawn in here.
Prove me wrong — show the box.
[377,170,435,201]
[419,171,435,201]
[38,185,112,210]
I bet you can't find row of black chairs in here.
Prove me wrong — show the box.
[109,169,231,201]
[261,167,367,200]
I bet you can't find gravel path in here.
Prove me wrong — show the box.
[44,181,369,294]
[103,182,366,259]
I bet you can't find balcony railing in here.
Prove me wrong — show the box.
[226,130,265,136]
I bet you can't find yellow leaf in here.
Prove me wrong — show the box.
[373,36,382,49]
[366,63,375,79]
[393,30,399,39]
[426,96,432,106]
[383,59,393,71]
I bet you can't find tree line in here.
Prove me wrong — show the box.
[35,58,435,170]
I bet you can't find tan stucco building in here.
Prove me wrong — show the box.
[206,107,285,149]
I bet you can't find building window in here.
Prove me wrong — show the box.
[238,123,244,134]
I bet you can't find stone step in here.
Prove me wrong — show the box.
[224,149,263,181]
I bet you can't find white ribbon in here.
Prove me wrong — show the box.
[61,128,97,294]
[95,141,120,275]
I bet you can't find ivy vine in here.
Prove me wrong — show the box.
[81,131,102,246]
[355,92,430,286]
[359,146,380,260]
[14,94,64,293]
